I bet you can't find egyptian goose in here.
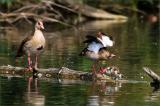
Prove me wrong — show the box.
[16,20,45,70]
[80,32,115,74]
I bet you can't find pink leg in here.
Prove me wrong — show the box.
[96,61,105,73]
[34,54,38,69]
[99,67,106,74]
[27,52,32,71]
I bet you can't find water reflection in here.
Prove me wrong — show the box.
[87,81,122,106]
[87,95,100,106]
[145,88,160,103]
[24,77,45,106]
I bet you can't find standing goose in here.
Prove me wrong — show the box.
[16,20,45,70]
[80,32,115,74]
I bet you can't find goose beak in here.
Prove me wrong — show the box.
[109,53,116,59]
[41,25,44,30]
[111,54,116,57]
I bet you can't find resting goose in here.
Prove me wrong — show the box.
[16,20,45,71]
[80,32,115,74]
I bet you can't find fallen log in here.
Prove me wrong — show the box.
[0,65,92,80]
[0,65,125,83]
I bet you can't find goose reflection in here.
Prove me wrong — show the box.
[87,81,122,106]
[87,95,100,106]
[24,77,45,106]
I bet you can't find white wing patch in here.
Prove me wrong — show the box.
[97,36,113,47]
[87,42,103,53]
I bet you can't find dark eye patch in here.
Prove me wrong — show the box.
[37,45,43,50]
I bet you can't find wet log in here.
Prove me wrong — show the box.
[0,65,92,80]
[143,67,160,89]
[143,67,160,82]
[0,65,126,83]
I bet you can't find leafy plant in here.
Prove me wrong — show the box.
[0,0,14,8]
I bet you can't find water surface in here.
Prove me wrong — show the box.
[0,17,160,106]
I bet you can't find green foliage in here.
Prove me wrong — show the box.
[0,0,14,7]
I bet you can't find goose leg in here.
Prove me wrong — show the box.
[34,54,38,69]
[27,52,32,71]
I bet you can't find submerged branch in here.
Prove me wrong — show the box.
[143,67,160,82]
[143,67,160,90]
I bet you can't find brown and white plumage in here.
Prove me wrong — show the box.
[80,32,115,75]
[80,32,115,60]
[16,20,45,70]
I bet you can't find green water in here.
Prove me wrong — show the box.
[0,17,160,106]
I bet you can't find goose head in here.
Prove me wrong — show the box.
[35,20,44,30]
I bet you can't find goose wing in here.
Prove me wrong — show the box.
[16,32,34,57]
[87,41,103,53]
[97,35,114,47]
[83,35,103,53]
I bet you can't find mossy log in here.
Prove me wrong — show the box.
[0,65,93,80]
[0,65,126,83]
